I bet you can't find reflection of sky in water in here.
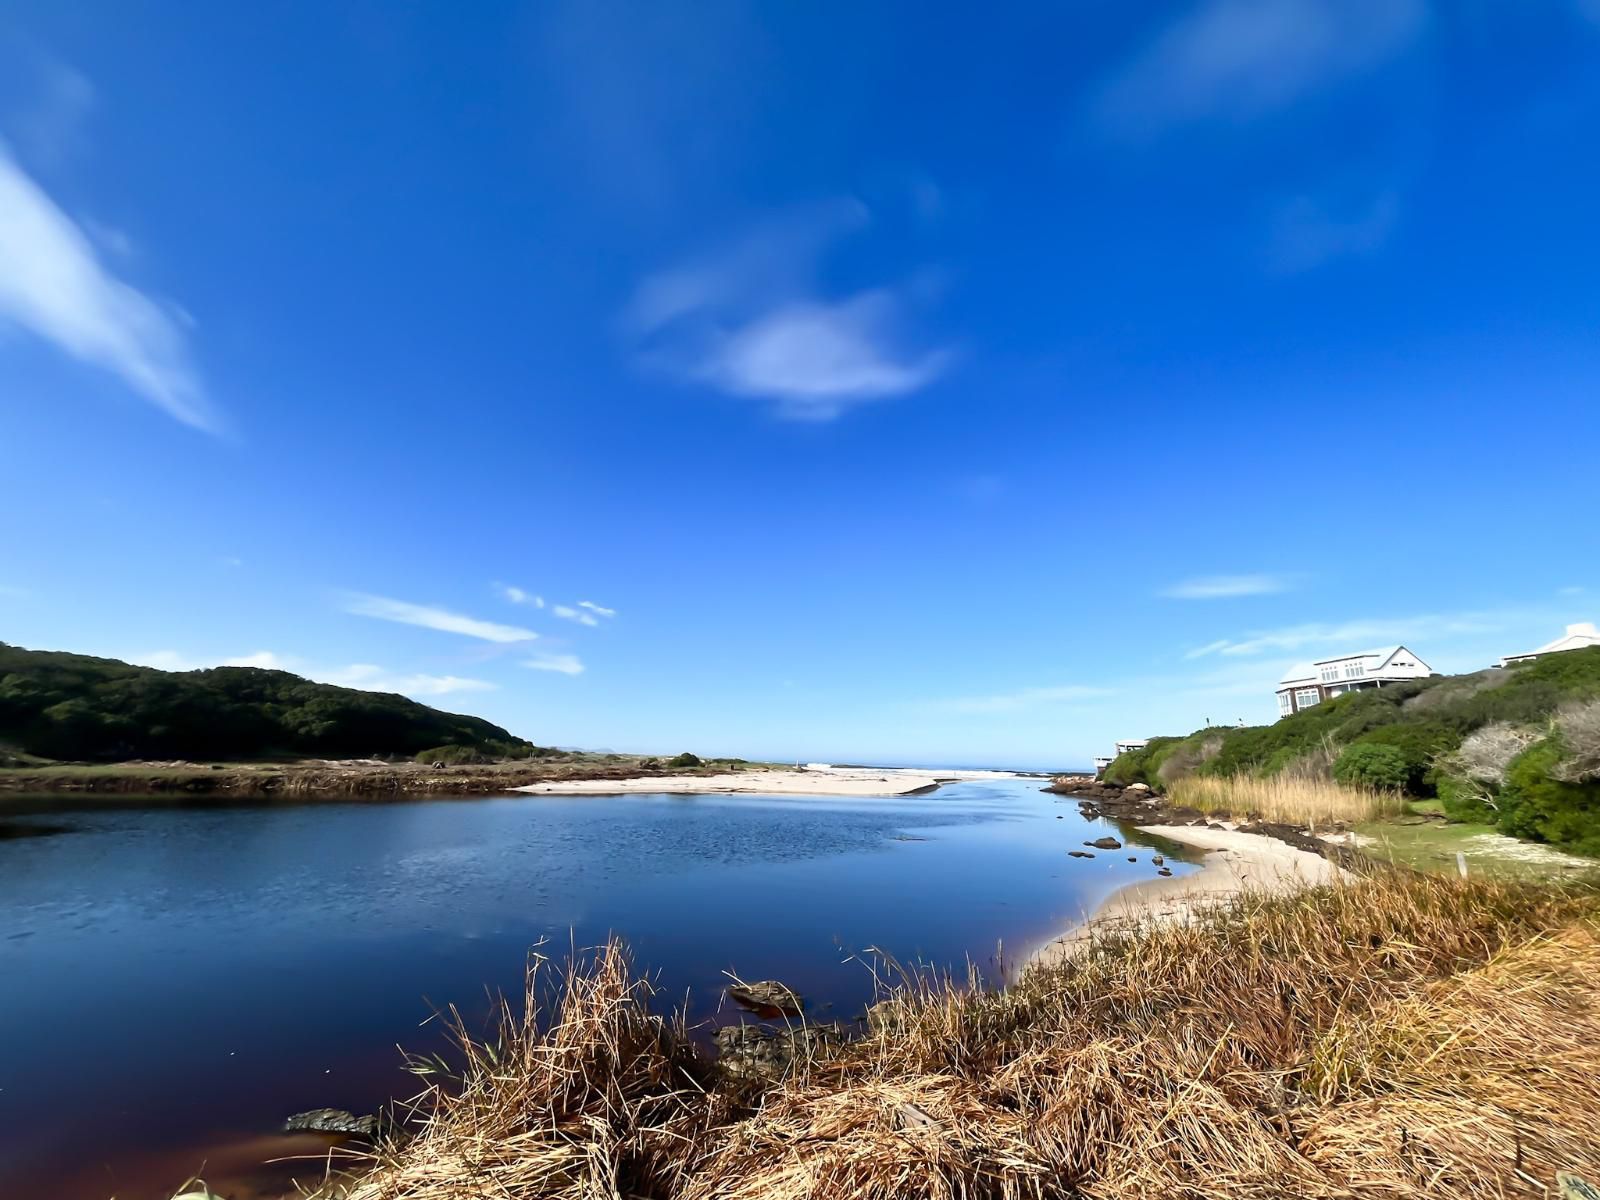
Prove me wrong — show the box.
[0,780,1191,1199]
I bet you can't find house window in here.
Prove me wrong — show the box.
[1319,664,1339,683]
[1278,691,1293,717]
[1295,687,1321,709]
[1344,661,1365,679]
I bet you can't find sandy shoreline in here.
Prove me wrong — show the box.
[1027,823,1347,969]
[513,765,1022,798]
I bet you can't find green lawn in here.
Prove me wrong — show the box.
[1355,803,1600,882]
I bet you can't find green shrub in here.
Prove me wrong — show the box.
[667,752,704,769]
[1332,743,1410,791]
[1348,722,1458,796]
[1103,737,1182,789]
[1435,772,1499,823]
[1496,738,1600,855]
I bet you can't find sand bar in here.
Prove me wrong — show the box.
[513,765,1018,798]
[1028,823,1348,969]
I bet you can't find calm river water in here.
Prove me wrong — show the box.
[0,778,1187,1198]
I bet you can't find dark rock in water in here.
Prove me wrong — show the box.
[1085,836,1122,850]
[1127,856,1137,862]
[714,1022,847,1083]
[1068,850,1095,858]
[1151,854,1165,866]
[1157,867,1173,877]
[285,1108,379,1137]
[727,980,804,1016]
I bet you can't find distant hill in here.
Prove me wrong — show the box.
[1104,647,1600,853]
[0,642,531,762]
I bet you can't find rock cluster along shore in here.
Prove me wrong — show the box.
[1043,774,1371,870]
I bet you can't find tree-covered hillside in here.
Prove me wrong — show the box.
[0,642,532,762]
[1105,648,1600,853]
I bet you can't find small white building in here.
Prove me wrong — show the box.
[1501,622,1600,667]
[1275,646,1433,719]
[1093,739,1149,776]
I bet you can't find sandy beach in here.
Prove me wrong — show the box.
[513,765,1020,798]
[1028,823,1347,969]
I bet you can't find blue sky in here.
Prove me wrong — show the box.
[2,2,1598,769]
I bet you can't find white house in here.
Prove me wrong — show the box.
[1500,622,1600,667]
[1094,739,1150,776]
[1275,646,1433,719]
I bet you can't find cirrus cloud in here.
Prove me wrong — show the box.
[0,140,217,432]
[342,593,538,643]
[1095,0,1426,138]
[1161,574,1295,600]
[129,649,495,697]
[523,653,585,676]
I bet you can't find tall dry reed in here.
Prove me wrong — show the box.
[313,869,1599,1200]
[1168,772,1404,827]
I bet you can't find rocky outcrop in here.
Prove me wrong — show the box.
[713,1022,847,1084]
[727,980,804,1017]
[284,1108,380,1137]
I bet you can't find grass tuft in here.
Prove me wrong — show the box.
[310,870,1600,1199]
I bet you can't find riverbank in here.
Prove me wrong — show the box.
[514,765,1017,798]
[1028,821,1348,967]
[316,865,1600,1199]
[0,755,752,798]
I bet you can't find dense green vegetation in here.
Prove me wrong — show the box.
[0,642,534,763]
[1105,648,1600,854]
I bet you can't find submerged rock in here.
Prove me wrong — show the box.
[1068,850,1095,858]
[714,1021,847,1083]
[1152,854,1165,866]
[727,980,804,1016]
[284,1108,379,1137]
[1085,836,1122,850]
[1157,867,1174,877]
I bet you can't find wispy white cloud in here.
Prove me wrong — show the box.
[1183,609,1523,659]
[1559,585,1586,597]
[552,604,599,627]
[523,653,585,676]
[1161,573,1294,600]
[0,141,217,431]
[497,583,546,608]
[342,593,538,643]
[131,648,494,696]
[1268,190,1399,272]
[133,649,286,672]
[577,600,616,618]
[319,663,496,696]
[1095,0,1425,137]
[624,201,952,420]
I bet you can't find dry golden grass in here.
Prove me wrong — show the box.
[312,869,1600,1200]
[1169,773,1405,827]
